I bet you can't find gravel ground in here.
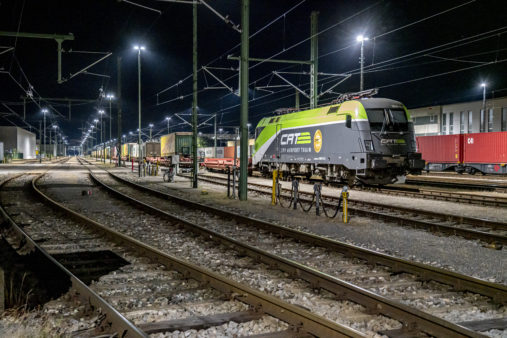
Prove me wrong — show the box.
[40,167,403,336]
[0,171,288,337]
[102,164,507,285]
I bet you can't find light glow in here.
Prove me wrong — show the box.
[356,35,369,42]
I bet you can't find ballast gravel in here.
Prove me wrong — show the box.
[40,171,403,336]
[111,169,507,285]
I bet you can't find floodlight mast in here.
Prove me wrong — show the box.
[357,34,369,91]
[133,45,145,176]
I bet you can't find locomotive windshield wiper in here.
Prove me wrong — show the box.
[380,109,389,136]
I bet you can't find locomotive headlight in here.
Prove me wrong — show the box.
[364,140,374,151]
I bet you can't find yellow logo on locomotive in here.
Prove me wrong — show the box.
[314,129,322,153]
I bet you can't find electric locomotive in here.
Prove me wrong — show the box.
[253,96,425,185]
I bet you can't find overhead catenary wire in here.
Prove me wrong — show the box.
[155,0,306,98]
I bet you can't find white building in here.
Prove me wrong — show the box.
[0,126,37,159]
[408,96,507,136]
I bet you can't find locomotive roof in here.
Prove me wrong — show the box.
[357,97,405,109]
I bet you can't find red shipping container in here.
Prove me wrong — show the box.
[223,146,236,158]
[416,135,463,164]
[463,132,507,164]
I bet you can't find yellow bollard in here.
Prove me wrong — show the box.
[272,169,278,205]
[342,187,349,223]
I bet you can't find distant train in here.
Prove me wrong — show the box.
[417,132,507,174]
[253,97,425,185]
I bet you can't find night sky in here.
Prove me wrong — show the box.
[1,0,506,145]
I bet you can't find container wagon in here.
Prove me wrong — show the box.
[417,131,507,174]
[416,135,463,172]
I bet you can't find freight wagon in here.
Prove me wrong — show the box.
[417,131,507,174]
[143,142,161,157]
[161,132,193,156]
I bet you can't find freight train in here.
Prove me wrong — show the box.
[253,97,425,185]
[417,132,507,174]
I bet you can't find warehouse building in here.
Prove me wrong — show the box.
[409,96,507,136]
[0,126,36,159]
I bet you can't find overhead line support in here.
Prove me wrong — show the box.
[239,0,249,201]
[0,31,75,84]
[227,55,311,65]
[310,11,319,108]
[192,1,198,189]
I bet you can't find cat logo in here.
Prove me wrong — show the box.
[314,129,322,153]
[280,132,311,145]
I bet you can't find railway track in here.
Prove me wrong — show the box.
[1,167,361,337]
[359,185,507,208]
[79,157,507,337]
[183,173,507,246]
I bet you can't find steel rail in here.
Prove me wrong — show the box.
[102,167,507,304]
[192,174,507,245]
[35,168,361,337]
[406,178,507,191]
[0,174,147,338]
[78,161,497,337]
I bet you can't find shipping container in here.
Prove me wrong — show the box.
[416,134,462,171]
[215,147,224,158]
[144,142,161,157]
[122,143,129,157]
[463,132,507,174]
[223,146,235,158]
[126,143,139,158]
[161,132,193,156]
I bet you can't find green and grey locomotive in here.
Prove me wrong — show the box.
[253,97,425,185]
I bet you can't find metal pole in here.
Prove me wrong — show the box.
[239,0,249,201]
[39,121,42,163]
[149,127,152,141]
[49,128,52,160]
[138,49,142,177]
[100,113,103,162]
[310,11,319,109]
[109,99,112,164]
[43,112,46,160]
[167,119,170,134]
[56,39,62,83]
[117,56,122,167]
[214,114,217,157]
[360,40,364,91]
[191,1,198,188]
[295,90,300,110]
[482,85,486,122]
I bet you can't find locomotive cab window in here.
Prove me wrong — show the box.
[389,109,409,131]
[367,108,408,132]
[366,109,386,131]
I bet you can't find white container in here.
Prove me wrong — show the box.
[215,147,225,158]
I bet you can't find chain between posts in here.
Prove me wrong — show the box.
[272,172,349,221]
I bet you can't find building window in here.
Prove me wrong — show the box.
[502,107,507,131]
[460,111,465,134]
[449,112,454,134]
[468,111,473,133]
[429,115,436,123]
[480,109,485,132]
[442,113,447,134]
[488,109,494,132]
